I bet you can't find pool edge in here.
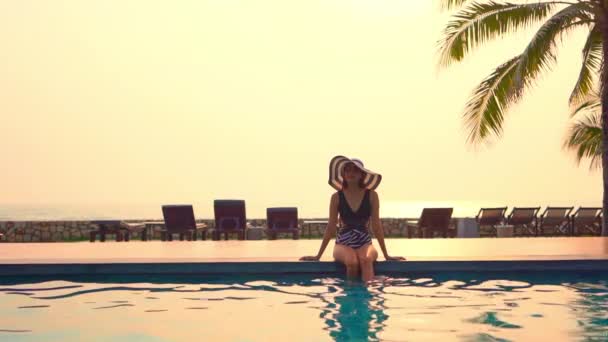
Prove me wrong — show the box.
[1,259,607,276]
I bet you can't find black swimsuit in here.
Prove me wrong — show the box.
[335,190,372,249]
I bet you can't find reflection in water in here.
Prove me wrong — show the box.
[464,311,522,329]
[569,281,608,340]
[0,272,607,341]
[318,282,388,341]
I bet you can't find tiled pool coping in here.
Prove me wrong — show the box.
[1,237,607,276]
[1,260,608,276]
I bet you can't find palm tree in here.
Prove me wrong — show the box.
[438,0,608,236]
[565,96,601,169]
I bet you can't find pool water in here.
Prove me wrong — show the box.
[0,272,607,341]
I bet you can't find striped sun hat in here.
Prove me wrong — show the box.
[328,155,382,191]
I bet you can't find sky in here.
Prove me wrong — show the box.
[0,0,602,219]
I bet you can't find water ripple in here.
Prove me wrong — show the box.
[0,272,606,341]
[93,304,135,310]
[465,312,522,329]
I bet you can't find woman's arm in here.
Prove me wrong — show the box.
[300,193,339,261]
[370,191,405,261]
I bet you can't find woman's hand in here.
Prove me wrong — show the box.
[299,255,320,261]
[384,255,406,261]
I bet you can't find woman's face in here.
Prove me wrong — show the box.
[343,163,364,182]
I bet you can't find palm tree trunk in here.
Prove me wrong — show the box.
[601,4,608,236]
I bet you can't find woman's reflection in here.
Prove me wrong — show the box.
[319,281,389,341]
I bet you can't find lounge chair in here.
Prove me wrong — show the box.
[475,207,507,237]
[266,207,300,240]
[407,208,454,238]
[571,207,602,236]
[213,200,246,240]
[538,207,573,236]
[506,207,540,236]
[160,205,208,241]
[89,220,145,242]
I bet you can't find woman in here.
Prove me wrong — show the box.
[300,156,405,282]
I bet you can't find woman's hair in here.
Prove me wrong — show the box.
[341,167,367,189]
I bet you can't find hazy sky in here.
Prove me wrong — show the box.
[0,0,601,218]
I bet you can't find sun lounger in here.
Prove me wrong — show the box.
[407,208,454,238]
[538,207,573,236]
[266,207,300,240]
[213,200,246,240]
[89,220,145,242]
[160,205,208,241]
[475,207,507,237]
[506,207,540,236]
[571,207,602,236]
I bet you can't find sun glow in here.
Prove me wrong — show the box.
[0,0,600,218]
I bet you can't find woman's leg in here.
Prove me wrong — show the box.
[355,244,378,283]
[333,244,360,278]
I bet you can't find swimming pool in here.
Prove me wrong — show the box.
[0,271,607,341]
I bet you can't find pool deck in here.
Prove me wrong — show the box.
[1,237,607,275]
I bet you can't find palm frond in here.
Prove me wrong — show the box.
[513,3,591,95]
[570,94,601,118]
[569,25,602,106]
[438,1,557,67]
[564,111,602,169]
[439,0,470,11]
[464,55,521,144]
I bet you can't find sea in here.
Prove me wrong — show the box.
[0,200,598,221]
